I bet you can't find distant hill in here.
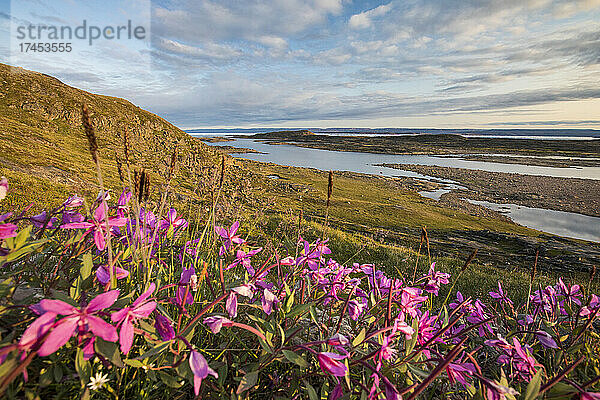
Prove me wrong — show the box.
[0,63,220,209]
[250,129,315,138]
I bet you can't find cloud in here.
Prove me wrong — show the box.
[153,0,342,45]
[348,3,392,29]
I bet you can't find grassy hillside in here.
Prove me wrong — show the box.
[0,63,222,211]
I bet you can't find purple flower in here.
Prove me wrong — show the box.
[203,316,233,334]
[61,211,84,225]
[327,333,349,347]
[30,212,58,229]
[580,294,599,317]
[489,282,514,306]
[175,267,196,306]
[111,284,157,354]
[226,291,238,318]
[154,314,175,341]
[215,221,245,256]
[116,189,131,218]
[35,290,120,356]
[399,287,428,318]
[96,265,129,285]
[317,352,348,377]
[189,350,218,396]
[160,208,188,230]
[348,299,367,321]
[330,384,344,400]
[226,248,262,275]
[261,288,277,315]
[63,195,84,208]
[535,330,558,349]
[422,262,450,295]
[61,204,128,251]
[0,177,7,201]
[446,358,476,388]
[0,223,17,240]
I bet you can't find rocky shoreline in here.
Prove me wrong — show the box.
[380,163,600,217]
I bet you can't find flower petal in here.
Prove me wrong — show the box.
[87,315,118,342]
[87,290,120,312]
[38,317,78,356]
[119,317,134,354]
[39,299,76,315]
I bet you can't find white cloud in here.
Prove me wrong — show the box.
[348,3,392,29]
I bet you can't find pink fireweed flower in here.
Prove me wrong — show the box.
[317,352,348,377]
[203,316,233,334]
[0,177,8,201]
[330,384,344,400]
[226,247,263,275]
[215,221,245,255]
[535,330,558,349]
[30,212,58,229]
[580,294,600,317]
[154,314,175,341]
[174,266,195,306]
[262,288,277,315]
[0,223,17,240]
[399,287,428,318]
[446,357,476,388]
[160,208,188,231]
[35,290,120,356]
[61,204,128,251]
[225,284,254,318]
[116,189,131,218]
[111,284,157,354]
[348,296,368,321]
[96,265,129,285]
[422,262,450,295]
[327,333,350,347]
[556,278,583,312]
[17,312,57,354]
[189,350,218,396]
[226,292,238,318]
[63,194,84,208]
[581,392,600,399]
[489,281,513,306]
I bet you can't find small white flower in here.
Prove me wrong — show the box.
[88,372,109,390]
[190,274,198,291]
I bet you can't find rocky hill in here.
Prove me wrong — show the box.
[0,63,221,209]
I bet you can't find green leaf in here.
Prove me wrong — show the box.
[282,349,308,369]
[81,253,93,279]
[158,371,183,388]
[285,290,295,314]
[523,369,542,400]
[236,370,258,394]
[405,318,419,355]
[95,338,124,367]
[75,348,91,387]
[287,303,311,319]
[304,380,318,400]
[124,359,144,368]
[352,328,366,347]
[136,341,171,360]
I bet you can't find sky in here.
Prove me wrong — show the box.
[1,0,599,129]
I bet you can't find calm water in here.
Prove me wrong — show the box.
[211,138,600,180]
[466,200,600,242]
[205,137,600,242]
